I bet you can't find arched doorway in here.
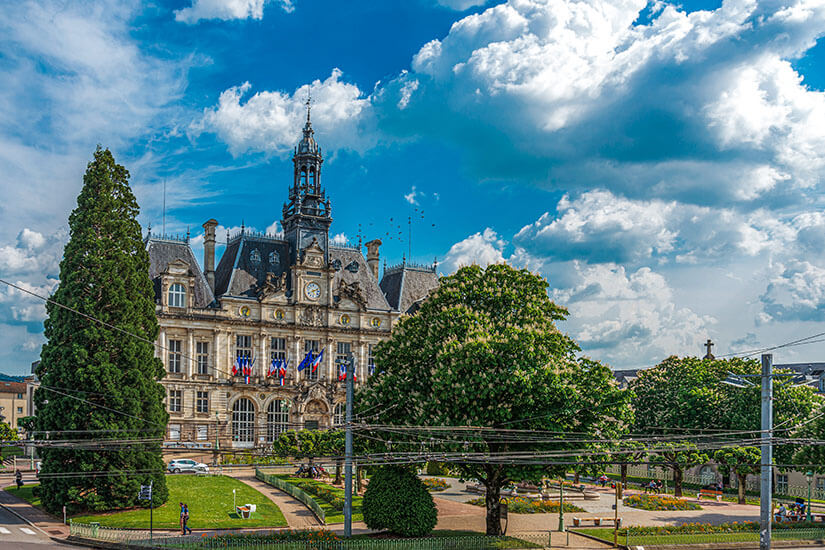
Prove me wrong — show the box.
[232,397,255,447]
[303,399,329,429]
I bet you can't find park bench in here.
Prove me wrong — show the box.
[697,489,722,502]
[572,517,622,527]
[236,504,256,519]
[812,514,825,523]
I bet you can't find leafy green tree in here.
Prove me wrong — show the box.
[611,440,648,489]
[34,147,168,513]
[0,423,18,442]
[631,356,819,496]
[647,442,708,497]
[793,412,825,474]
[271,429,342,468]
[357,264,633,535]
[17,416,36,433]
[714,447,760,504]
[362,466,437,537]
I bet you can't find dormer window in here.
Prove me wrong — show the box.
[168,283,186,308]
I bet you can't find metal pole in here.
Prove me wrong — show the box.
[344,353,354,538]
[613,482,620,547]
[808,474,813,523]
[558,477,565,532]
[760,354,773,550]
[149,481,153,544]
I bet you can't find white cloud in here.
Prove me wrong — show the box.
[760,261,825,322]
[551,262,715,366]
[194,69,369,156]
[175,0,295,24]
[442,228,506,272]
[404,186,422,205]
[331,233,349,246]
[375,0,825,206]
[435,0,488,10]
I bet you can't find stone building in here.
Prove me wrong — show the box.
[146,111,438,450]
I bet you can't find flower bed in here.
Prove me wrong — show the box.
[623,493,701,511]
[422,478,449,491]
[624,521,824,535]
[467,497,584,514]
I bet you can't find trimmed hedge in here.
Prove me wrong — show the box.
[623,494,701,511]
[363,466,438,537]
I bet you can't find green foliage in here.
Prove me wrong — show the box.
[623,493,701,511]
[647,442,708,497]
[33,147,168,513]
[362,466,437,537]
[422,478,449,491]
[425,462,450,476]
[794,414,825,474]
[0,423,18,441]
[16,416,36,432]
[357,264,633,535]
[271,429,344,463]
[467,496,584,513]
[714,447,760,504]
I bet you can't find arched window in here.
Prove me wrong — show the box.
[232,398,255,444]
[168,283,186,308]
[309,167,316,190]
[333,403,344,427]
[267,400,289,442]
[300,167,308,187]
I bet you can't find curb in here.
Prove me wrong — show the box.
[0,499,53,538]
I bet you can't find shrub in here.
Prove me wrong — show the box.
[623,494,701,511]
[425,462,450,476]
[422,478,449,491]
[363,466,437,537]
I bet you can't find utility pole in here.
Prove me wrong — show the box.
[558,477,565,532]
[613,481,621,547]
[759,354,772,550]
[344,352,354,538]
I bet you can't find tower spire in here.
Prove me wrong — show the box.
[305,90,312,125]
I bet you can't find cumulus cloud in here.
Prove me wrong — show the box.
[760,261,825,322]
[331,233,349,246]
[175,0,294,24]
[442,228,507,272]
[551,262,715,366]
[193,69,369,156]
[374,0,825,206]
[514,190,795,265]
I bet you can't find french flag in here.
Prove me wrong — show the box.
[310,348,324,372]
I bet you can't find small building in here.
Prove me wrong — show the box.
[0,381,30,431]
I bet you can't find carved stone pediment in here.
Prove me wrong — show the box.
[163,258,191,276]
[300,305,325,327]
[255,271,287,301]
[336,280,367,310]
[300,238,325,268]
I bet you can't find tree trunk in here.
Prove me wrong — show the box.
[737,473,747,504]
[573,472,580,485]
[484,481,502,536]
[620,463,628,488]
[673,467,683,497]
[335,460,342,485]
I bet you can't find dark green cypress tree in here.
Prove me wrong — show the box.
[34,147,168,513]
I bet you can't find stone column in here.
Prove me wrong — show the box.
[259,331,267,379]
[211,329,219,381]
[186,329,195,378]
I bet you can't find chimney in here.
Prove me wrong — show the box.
[364,239,382,280]
[203,219,218,291]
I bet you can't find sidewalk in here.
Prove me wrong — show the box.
[233,474,323,529]
[0,478,69,538]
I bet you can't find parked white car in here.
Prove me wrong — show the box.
[167,459,209,474]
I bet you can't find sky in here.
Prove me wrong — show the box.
[2,0,825,375]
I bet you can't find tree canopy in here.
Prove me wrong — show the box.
[34,147,168,513]
[356,264,633,535]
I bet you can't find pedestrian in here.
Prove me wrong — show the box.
[15,469,23,490]
[179,501,186,534]
[182,503,192,535]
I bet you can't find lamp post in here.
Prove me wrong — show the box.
[807,471,813,523]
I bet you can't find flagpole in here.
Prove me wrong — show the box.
[344,352,354,538]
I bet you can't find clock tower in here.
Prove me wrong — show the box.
[282,99,332,266]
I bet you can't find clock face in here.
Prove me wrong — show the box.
[304,281,321,300]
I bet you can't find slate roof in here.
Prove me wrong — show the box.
[146,237,215,308]
[214,233,291,299]
[775,362,825,376]
[379,263,439,314]
[330,246,391,311]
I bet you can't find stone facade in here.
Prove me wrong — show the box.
[147,112,437,450]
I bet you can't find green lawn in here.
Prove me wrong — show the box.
[277,476,362,524]
[72,475,286,529]
[4,485,41,508]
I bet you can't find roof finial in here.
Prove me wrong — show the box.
[305,89,312,125]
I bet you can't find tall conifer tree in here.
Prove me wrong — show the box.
[34,147,168,513]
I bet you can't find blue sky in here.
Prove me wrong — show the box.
[2,0,825,375]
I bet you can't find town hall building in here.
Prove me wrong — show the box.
[146,109,438,450]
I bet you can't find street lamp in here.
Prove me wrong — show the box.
[807,471,813,523]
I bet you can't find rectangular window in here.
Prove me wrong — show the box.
[304,339,319,381]
[336,341,351,380]
[368,344,376,376]
[196,342,209,375]
[17,407,23,414]
[776,474,789,495]
[168,340,182,373]
[17,393,23,399]
[169,424,181,441]
[196,391,209,413]
[270,337,286,362]
[235,334,253,376]
[169,390,182,413]
[196,425,208,441]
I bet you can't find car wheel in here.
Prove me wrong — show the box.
[173,468,181,474]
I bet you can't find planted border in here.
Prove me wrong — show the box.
[256,469,326,524]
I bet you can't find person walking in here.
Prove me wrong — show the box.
[182,503,192,535]
[179,502,186,534]
[15,469,23,490]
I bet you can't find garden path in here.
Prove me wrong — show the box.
[234,475,323,530]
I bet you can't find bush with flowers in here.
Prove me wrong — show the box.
[623,494,701,511]
[467,496,584,514]
[201,529,340,544]
[422,478,449,491]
